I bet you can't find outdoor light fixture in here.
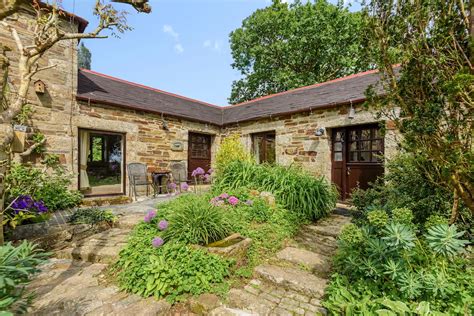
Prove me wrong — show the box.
[348,100,356,120]
[315,127,325,136]
[161,113,169,130]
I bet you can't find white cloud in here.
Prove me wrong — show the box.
[203,39,222,52]
[163,24,179,40]
[174,43,184,54]
[163,24,184,54]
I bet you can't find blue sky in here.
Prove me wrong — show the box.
[63,1,358,105]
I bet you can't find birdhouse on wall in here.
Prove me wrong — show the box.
[34,80,45,94]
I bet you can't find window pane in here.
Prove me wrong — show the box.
[334,142,342,151]
[350,130,358,141]
[334,152,343,161]
[349,142,357,151]
[360,151,370,162]
[335,131,344,141]
[360,141,370,150]
[372,140,382,150]
[349,151,358,162]
[265,134,276,164]
[361,129,371,140]
[91,137,103,162]
[373,128,382,139]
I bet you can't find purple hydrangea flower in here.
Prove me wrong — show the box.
[168,182,177,190]
[158,220,168,231]
[181,182,189,191]
[203,174,211,183]
[152,237,164,248]
[245,199,253,206]
[228,196,239,206]
[191,167,205,177]
[207,168,214,174]
[144,210,157,223]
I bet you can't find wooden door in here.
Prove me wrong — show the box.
[188,132,212,180]
[331,124,384,200]
[252,131,276,164]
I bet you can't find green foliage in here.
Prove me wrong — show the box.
[214,160,337,220]
[114,223,232,303]
[68,208,117,226]
[78,43,92,70]
[338,223,364,245]
[351,154,471,228]
[425,225,469,257]
[13,105,33,125]
[161,195,232,245]
[324,207,473,315]
[0,241,49,315]
[5,162,82,212]
[391,208,414,226]
[367,210,389,229]
[215,134,253,174]
[364,0,473,213]
[229,0,372,103]
[115,187,302,302]
[30,133,46,154]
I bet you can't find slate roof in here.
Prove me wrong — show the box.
[77,69,224,125]
[76,68,385,126]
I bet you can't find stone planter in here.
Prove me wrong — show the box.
[204,233,252,266]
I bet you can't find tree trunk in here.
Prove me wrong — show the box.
[449,189,459,224]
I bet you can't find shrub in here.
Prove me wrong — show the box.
[214,160,337,220]
[160,194,233,245]
[0,241,49,315]
[324,207,473,315]
[215,134,253,174]
[6,162,82,212]
[113,223,232,303]
[351,154,471,227]
[68,208,117,226]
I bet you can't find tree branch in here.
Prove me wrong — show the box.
[19,137,45,157]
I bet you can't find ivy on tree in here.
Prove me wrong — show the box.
[228,0,372,104]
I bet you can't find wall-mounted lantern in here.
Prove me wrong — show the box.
[34,80,46,94]
[348,100,355,120]
[314,127,325,136]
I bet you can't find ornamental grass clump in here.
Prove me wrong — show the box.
[161,194,232,245]
[214,160,337,220]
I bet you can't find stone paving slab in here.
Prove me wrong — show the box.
[55,228,131,264]
[276,247,331,277]
[28,258,171,315]
[255,265,328,298]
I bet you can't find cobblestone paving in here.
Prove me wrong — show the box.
[27,197,175,315]
[211,212,352,316]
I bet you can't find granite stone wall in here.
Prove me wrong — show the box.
[222,104,399,180]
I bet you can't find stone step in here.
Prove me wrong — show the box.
[254,264,328,298]
[306,224,344,239]
[55,228,129,263]
[276,247,331,277]
[222,279,327,316]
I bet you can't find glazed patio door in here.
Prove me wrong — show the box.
[188,132,212,180]
[331,124,384,200]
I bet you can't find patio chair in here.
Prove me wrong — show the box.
[170,162,187,191]
[127,163,154,201]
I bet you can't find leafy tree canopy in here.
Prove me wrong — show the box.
[364,0,474,217]
[228,0,372,104]
[78,43,92,70]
